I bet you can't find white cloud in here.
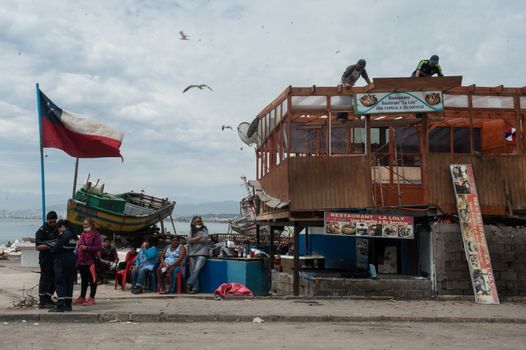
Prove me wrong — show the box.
[0,0,525,210]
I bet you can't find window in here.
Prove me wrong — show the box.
[473,128,481,152]
[371,127,389,153]
[429,127,451,153]
[453,128,470,153]
[351,128,365,154]
[394,127,419,153]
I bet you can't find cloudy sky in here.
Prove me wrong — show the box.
[0,0,525,210]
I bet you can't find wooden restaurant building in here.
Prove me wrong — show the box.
[246,76,526,298]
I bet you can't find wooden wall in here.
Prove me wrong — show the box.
[427,153,526,215]
[259,159,290,202]
[288,156,372,211]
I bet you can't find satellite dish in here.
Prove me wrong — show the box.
[238,121,262,147]
[247,117,259,137]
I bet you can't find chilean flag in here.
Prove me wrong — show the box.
[504,128,516,142]
[38,89,123,158]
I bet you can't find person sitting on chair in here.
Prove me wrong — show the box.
[96,237,119,284]
[157,236,187,294]
[131,236,158,294]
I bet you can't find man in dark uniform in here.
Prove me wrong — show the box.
[35,211,58,308]
[49,219,78,312]
[411,55,443,77]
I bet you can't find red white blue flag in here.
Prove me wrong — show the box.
[38,89,123,158]
[504,127,516,142]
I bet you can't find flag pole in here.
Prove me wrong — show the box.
[72,158,79,198]
[36,83,46,224]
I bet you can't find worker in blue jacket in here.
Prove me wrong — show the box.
[49,219,78,312]
[35,211,58,309]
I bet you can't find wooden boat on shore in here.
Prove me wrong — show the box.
[67,180,175,235]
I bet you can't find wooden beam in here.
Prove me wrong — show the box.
[293,223,300,296]
[371,76,463,91]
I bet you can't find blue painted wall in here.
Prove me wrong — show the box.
[299,233,361,270]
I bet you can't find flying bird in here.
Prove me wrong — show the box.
[183,84,213,93]
[222,125,233,131]
[179,31,189,40]
[335,50,341,54]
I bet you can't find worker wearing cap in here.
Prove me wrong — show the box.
[341,59,371,87]
[412,55,443,77]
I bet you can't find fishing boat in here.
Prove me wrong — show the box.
[229,176,257,235]
[67,179,175,235]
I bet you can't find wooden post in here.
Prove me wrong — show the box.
[269,225,275,294]
[159,216,166,235]
[293,223,301,296]
[304,226,309,256]
[72,158,79,198]
[468,94,474,154]
[256,224,260,249]
[420,114,429,202]
[514,95,524,155]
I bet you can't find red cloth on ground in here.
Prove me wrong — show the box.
[214,283,254,298]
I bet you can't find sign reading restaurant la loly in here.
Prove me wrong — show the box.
[354,91,444,115]
[325,212,414,239]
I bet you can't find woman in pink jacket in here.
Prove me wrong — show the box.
[73,218,102,306]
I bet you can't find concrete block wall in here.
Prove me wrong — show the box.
[271,272,432,298]
[432,223,526,296]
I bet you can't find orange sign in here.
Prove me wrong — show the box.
[450,164,499,304]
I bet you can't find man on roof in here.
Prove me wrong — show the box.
[341,59,371,87]
[411,55,443,77]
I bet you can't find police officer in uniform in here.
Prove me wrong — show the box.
[35,211,58,308]
[49,219,78,312]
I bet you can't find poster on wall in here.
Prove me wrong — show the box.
[324,212,414,239]
[356,238,369,269]
[354,91,444,115]
[450,164,500,305]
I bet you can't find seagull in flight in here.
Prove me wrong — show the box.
[179,31,189,40]
[222,125,233,131]
[183,84,213,93]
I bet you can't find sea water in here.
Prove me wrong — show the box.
[0,218,230,244]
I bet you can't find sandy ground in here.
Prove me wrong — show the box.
[1,321,526,350]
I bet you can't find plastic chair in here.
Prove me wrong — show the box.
[114,260,134,291]
[168,267,184,294]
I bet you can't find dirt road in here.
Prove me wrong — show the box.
[1,321,525,350]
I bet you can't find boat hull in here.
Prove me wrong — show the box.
[67,198,175,234]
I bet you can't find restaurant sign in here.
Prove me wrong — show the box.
[450,164,500,304]
[354,91,444,115]
[324,212,414,239]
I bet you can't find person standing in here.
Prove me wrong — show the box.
[157,236,186,294]
[49,220,78,312]
[411,55,443,77]
[73,218,102,306]
[340,59,371,87]
[131,236,158,294]
[186,216,209,294]
[35,211,58,309]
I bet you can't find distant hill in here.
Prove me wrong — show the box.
[173,200,239,216]
[0,199,239,219]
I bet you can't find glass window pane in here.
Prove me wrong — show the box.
[330,96,353,111]
[453,128,470,153]
[395,127,419,153]
[429,127,451,153]
[352,128,365,154]
[371,127,389,153]
[473,128,481,152]
[291,96,327,111]
[331,127,348,154]
[443,94,468,108]
[290,123,317,153]
[472,96,514,109]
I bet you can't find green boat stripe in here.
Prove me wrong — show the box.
[73,207,168,227]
